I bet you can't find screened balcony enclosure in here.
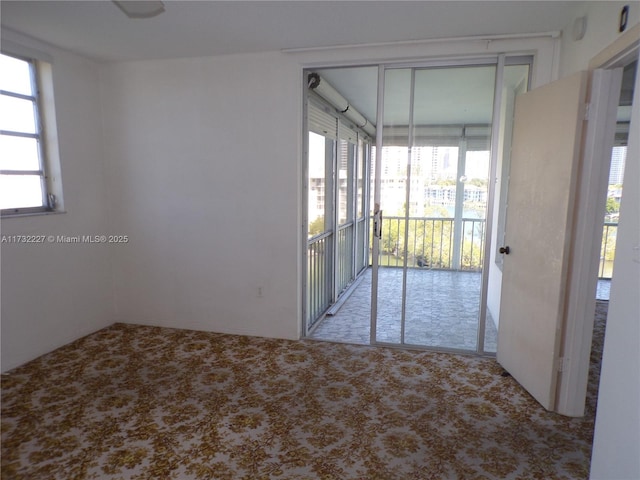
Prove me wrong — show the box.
[304,61,526,354]
[304,60,620,355]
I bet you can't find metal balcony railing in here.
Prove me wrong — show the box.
[374,216,486,271]
[374,217,617,278]
[599,222,617,279]
[307,217,368,329]
[307,218,617,328]
[307,232,332,327]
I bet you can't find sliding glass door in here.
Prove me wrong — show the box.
[372,62,499,352]
[304,59,530,351]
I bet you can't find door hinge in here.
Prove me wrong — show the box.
[584,103,591,121]
[556,356,569,372]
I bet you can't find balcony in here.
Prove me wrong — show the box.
[307,217,616,351]
[376,216,487,270]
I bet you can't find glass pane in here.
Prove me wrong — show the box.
[0,95,37,133]
[0,174,44,209]
[337,140,349,224]
[308,132,327,237]
[357,139,365,219]
[0,135,41,170]
[376,68,412,344]
[336,139,356,294]
[0,54,33,96]
[608,145,626,188]
[337,140,356,226]
[461,150,489,270]
[404,65,495,350]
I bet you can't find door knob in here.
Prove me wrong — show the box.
[499,246,510,255]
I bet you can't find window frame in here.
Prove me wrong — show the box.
[1,52,55,216]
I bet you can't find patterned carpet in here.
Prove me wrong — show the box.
[1,302,607,479]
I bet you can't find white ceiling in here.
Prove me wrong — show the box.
[1,1,584,62]
[2,1,590,128]
[315,62,530,126]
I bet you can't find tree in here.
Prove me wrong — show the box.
[308,216,325,237]
[410,218,453,269]
[605,197,620,215]
[423,205,449,217]
[468,178,488,188]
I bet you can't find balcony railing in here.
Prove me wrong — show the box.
[373,217,617,279]
[307,232,332,326]
[375,216,486,271]
[307,217,368,328]
[599,222,617,279]
[308,217,617,328]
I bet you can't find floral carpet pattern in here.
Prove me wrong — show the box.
[1,302,607,479]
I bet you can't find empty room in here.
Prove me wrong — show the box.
[1,1,638,479]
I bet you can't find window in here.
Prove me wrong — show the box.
[1,52,57,215]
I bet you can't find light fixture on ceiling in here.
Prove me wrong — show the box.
[308,73,376,137]
[113,1,165,19]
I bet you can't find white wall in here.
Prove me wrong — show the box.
[100,52,302,339]
[99,37,559,343]
[554,2,640,478]
[560,1,640,76]
[0,31,114,372]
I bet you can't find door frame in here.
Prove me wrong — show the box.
[556,26,639,416]
[301,46,551,348]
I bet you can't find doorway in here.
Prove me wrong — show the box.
[305,57,532,355]
[597,59,636,301]
[372,63,497,351]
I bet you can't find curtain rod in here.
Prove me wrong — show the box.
[283,31,561,54]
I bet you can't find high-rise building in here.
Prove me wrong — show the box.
[608,146,627,185]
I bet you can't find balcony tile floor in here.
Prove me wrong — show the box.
[309,268,612,352]
[309,268,498,352]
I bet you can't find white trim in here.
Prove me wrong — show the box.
[589,23,640,71]
[558,27,640,418]
[478,53,506,354]
[1,37,53,64]
[556,68,623,416]
[282,31,561,54]
[369,65,385,345]
[293,37,557,89]
[301,80,310,336]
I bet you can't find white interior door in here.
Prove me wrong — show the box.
[497,71,588,412]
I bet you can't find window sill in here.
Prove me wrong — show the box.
[1,210,67,219]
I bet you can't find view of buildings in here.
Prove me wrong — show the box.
[308,138,491,236]
[374,145,489,219]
